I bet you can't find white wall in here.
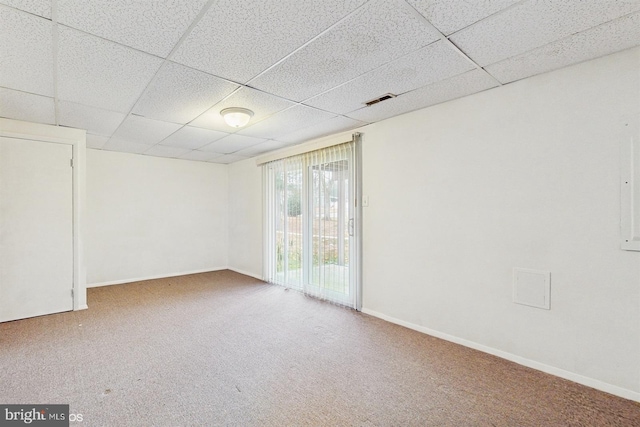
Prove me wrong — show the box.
[361,47,640,399]
[86,150,228,285]
[228,158,263,279]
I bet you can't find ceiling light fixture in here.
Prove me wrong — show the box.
[221,107,254,128]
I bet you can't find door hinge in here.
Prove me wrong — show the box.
[70,158,74,167]
[71,289,74,298]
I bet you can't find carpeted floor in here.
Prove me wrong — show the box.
[1,270,638,426]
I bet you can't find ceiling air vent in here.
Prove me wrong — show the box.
[364,93,397,107]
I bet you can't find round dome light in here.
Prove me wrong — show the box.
[220,107,254,128]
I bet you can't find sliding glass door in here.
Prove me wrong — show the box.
[270,157,304,288]
[264,140,359,308]
[308,156,352,302]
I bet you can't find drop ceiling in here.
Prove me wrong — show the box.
[1,0,640,164]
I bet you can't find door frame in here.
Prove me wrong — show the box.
[353,133,363,311]
[0,118,87,311]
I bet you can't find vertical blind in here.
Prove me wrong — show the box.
[264,141,355,306]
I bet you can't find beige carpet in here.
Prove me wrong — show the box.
[1,270,638,426]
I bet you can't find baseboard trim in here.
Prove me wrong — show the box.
[227,267,264,281]
[361,308,640,403]
[87,267,228,288]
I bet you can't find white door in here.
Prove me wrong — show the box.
[0,136,74,322]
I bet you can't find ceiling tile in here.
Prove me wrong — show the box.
[57,25,163,112]
[346,69,499,122]
[450,0,640,67]
[178,150,224,162]
[56,0,208,57]
[233,140,290,158]
[172,0,369,83]
[0,0,50,18]
[159,126,228,149]
[306,41,474,114]
[2,0,639,147]
[102,137,153,154]
[143,144,190,158]
[0,87,55,124]
[112,115,182,144]
[249,0,441,102]
[0,8,53,96]
[200,134,267,154]
[86,134,110,149]
[486,11,640,84]
[277,116,367,144]
[238,105,336,140]
[58,101,126,136]
[189,86,295,132]
[133,62,238,124]
[209,153,249,164]
[406,0,520,35]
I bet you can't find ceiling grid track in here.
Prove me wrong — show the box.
[2,0,640,162]
[51,0,60,125]
[402,0,503,87]
[107,0,224,149]
[475,8,640,79]
[447,0,529,36]
[244,0,374,86]
[183,1,378,136]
